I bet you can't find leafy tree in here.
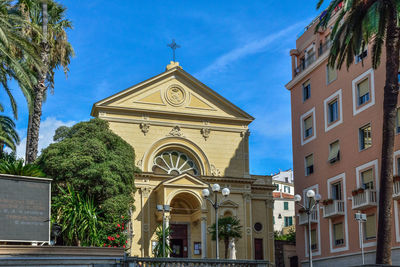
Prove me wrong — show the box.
[209,216,243,259]
[274,229,296,242]
[52,184,101,246]
[18,0,74,163]
[36,118,138,245]
[316,0,400,264]
[0,160,45,177]
[153,225,172,257]
[0,115,20,155]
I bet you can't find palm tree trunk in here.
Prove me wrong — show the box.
[25,1,49,164]
[224,238,229,259]
[376,4,400,265]
[25,111,32,161]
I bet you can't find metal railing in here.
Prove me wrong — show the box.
[394,180,400,200]
[352,189,377,210]
[294,41,332,77]
[298,209,318,225]
[323,200,345,218]
[125,257,273,267]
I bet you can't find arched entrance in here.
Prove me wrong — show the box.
[169,192,202,258]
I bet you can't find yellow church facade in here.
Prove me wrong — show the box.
[91,62,275,261]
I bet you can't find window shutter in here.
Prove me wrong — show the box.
[358,79,369,97]
[327,65,337,82]
[304,116,313,130]
[334,223,344,240]
[397,108,400,127]
[365,214,376,239]
[328,141,340,161]
[362,169,374,184]
[306,155,313,167]
[311,230,317,245]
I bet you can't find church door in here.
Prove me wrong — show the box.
[170,224,188,258]
[254,238,264,260]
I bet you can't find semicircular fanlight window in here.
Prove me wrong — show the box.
[152,151,199,176]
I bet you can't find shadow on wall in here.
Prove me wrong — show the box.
[223,133,248,178]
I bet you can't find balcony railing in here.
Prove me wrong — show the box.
[323,200,345,218]
[294,41,332,77]
[394,180,400,200]
[352,189,377,210]
[298,209,318,225]
[126,257,273,267]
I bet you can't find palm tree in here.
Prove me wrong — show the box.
[17,0,74,163]
[153,225,172,258]
[316,0,400,264]
[0,115,20,156]
[0,0,42,119]
[209,216,242,259]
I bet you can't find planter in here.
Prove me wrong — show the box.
[351,190,358,196]
[298,208,306,214]
[322,199,334,205]
[357,188,365,194]
[394,175,400,182]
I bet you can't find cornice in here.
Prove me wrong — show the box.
[99,115,248,133]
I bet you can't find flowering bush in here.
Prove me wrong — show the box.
[102,216,129,249]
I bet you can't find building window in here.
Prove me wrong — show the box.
[304,116,313,138]
[328,99,339,123]
[284,186,290,193]
[303,80,311,101]
[396,108,400,134]
[333,222,344,246]
[284,202,289,210]
[284,216,293,227]
[311,229,318,250]
[285,177,289,183]
[328,140,340,163]
[327,65,337,84]
[357,78,370,106]
[355,49,368,64]
[254,222,263,232]
[365,214,376,240]
[305,154,314,176]
[361,169,374,189]
[331,181,342,200]
[359,124,372,150]
[274,183,279,191]
[397,157,400,175]
[153,150,199,175]
[273,216,275,224]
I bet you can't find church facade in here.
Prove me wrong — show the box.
[91,62,275,261]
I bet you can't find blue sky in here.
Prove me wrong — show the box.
[1,0,326,175]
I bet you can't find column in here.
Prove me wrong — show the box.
[165,214,170,258]
[201,216,207,258]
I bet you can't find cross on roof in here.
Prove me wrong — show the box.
[167,39,181,62]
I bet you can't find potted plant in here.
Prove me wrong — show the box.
[322,199,334,205]
[351,189,358,196]
[357,187,365,194]
[298,208,306,214]
[394,175,400,182]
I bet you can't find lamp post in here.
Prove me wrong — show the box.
[156,204,170,258]
[294,190,321,267]
[355,211,367,265]
[202,184,230,259]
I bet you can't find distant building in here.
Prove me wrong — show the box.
[272,170,295,234]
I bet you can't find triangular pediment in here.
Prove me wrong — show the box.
[220,200,239,208]
[161,173,208,188]
[91,65,254,122]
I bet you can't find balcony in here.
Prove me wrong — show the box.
[298,209,318,225]
[394,180,400,200]
[352,189,377,210]
[323,200,345,218]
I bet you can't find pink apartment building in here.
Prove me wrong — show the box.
[285,10,400,267]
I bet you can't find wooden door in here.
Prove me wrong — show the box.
[254,238,264,260]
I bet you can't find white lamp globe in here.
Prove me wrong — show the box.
[315,194,322,201]
[306,189,316,198]
[294,194,302,202]
[222,188,230,197]
[212,184,221,192]
[202,188,210,198]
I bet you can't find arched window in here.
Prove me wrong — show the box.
[152,151,199,176]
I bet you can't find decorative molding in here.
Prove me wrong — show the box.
[143,224,149,232]
[210,164,221,176]
[141,187,151,198]
[140,122,150,135]
[246,227,251,234]
[201,128,211,140]
[168,125,184,137]
[165,85,187,107]
[136,158,143,168]
[240,129,250,138]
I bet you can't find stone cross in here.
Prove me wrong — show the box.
[167,39,181,62]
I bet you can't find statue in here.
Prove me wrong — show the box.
[229,238,236,260]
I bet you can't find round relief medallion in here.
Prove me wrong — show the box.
[166,86,186,106]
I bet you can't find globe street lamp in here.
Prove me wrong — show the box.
[294,190,321,267]
[202,184,230,259]
[156,204,170,257]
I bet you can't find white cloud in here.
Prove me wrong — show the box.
[196,20,307,78]
[16,117,75,160]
